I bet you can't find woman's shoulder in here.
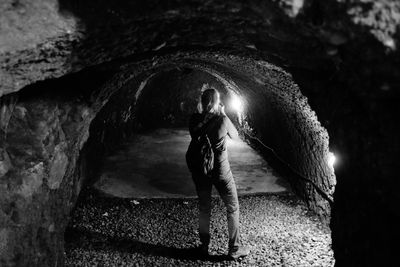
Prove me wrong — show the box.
[190,112,224,123]
[189,112,204,125]
[219,114,228,123]
[190,112,203,121]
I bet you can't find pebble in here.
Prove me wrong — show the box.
[65,189,334,266]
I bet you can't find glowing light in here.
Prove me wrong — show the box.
[230,94,244,113]
[328,152,336,167]
[291,0,305,17]
[384,38,396,50]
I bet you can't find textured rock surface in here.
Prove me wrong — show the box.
[65,189,334,267]
[0,51,334,266]
[0,0,399,266]
[87,58,335,219]
[0,72,112,266]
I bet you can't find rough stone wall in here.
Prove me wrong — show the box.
[271,88,334,215]
[0,0,399,266]
[0,0,303,97]
[0,50,336,266]
[0,96,89,266]
[86,56,334,219]
[205,62,334,220]
[0,69,115,266]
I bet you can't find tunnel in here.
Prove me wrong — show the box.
[87,62,335,203]
[0,0,399,266]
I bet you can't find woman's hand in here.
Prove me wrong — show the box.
[220,104,226,116]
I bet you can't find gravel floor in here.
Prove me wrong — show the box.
[65,189,334,266]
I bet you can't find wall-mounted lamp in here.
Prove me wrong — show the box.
[230,94,244,114]
[229,94,244,125]
[328,152,336,168]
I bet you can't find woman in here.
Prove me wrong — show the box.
[187,87,249,260]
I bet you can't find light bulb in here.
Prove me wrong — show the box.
[328,152,336,167]
[230,95,244,113]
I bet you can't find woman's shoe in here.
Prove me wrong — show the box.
[196,244,209,258]
[228,246,250,260]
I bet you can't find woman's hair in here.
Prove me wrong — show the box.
[199,87,220,113]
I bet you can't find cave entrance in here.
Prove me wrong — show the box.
[66,59,335,265]
[92,68,290,198]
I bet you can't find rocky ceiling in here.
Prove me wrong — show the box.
[0,0,399,266]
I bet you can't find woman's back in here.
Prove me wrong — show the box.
[189,112,238,177]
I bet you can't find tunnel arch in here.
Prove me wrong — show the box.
[1,0,398,265]
[84,51,336,219]
[0,47,338,265]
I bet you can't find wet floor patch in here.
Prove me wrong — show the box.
[94,128,290,198]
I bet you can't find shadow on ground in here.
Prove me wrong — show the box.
[65,227,229,262]
[65,188,333,266]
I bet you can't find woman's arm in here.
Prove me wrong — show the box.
[224,116,239,140]
[219,105,239,140]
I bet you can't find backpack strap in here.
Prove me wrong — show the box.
[193,114,221,139]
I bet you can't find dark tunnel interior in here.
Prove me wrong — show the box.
[1,0,400,266]
[1,59,336,265]
[80,63,335,265]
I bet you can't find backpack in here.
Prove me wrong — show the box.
[186,116,220,177]
[186,133,214,177]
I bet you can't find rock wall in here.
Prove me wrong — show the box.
[252,75,335,219]
[0,51,335,266]
[86,57,334,220]
[0,96,87,265]
[0,0,399,266]
[0,70,114,266]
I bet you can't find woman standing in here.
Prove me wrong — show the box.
[187,87,249,260]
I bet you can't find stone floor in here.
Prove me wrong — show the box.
[94,128,290,198]
[65,190,335,266]
[66,129,333,266]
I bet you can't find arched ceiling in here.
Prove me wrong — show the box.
[0,0,333,97]
[1,1,399,266]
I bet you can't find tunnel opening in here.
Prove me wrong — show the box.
[1,51,336,266]
[89,67,291,199]
[64,60,335,264]
[80,58,336,215]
